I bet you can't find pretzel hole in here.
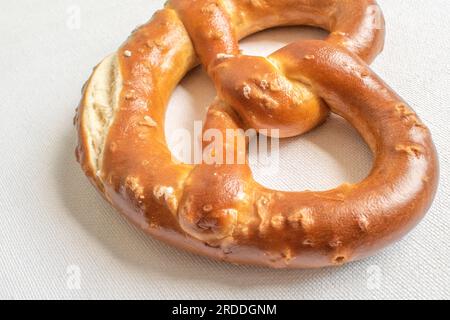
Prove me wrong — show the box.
[250,115,373,191]
[238,26,327,56]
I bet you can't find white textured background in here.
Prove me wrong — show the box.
[0,0,449,300]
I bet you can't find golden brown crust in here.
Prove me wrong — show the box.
[170,0,385,137]
[75,0,439,268]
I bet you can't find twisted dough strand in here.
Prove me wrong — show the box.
[170,0,385,137]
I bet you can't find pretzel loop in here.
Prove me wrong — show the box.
[76,0,439,268]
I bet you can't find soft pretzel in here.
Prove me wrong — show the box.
[75,0,439,268]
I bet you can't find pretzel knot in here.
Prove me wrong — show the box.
[76,0,439,268]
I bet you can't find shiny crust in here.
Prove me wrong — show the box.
[75,0,439,268]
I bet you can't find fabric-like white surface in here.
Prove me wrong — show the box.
[0,0,449,299]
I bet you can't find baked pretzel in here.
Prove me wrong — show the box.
[75,0,439,268]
